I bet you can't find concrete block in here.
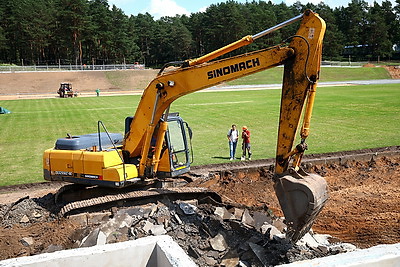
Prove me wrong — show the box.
[296,233,320,248]
[113,213,135,228]
[96,231,106,245]
[312,233,332,246]
[204,256,218,266]
[0,236,197,267]
[118,207,145,218]
[221,257,240,267]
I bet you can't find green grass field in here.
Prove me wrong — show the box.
[0,68,399,186]
[227,66,391,85]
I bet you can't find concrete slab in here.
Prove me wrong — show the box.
[279,242,400,267]
[0,236,196,267]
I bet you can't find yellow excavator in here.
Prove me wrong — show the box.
[43,10,328,242]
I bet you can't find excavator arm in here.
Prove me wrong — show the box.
[125,10,323,168]
[123,46,294,174]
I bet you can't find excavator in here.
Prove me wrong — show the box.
[43,10,328,242]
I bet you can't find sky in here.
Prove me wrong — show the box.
[108,0,395,19]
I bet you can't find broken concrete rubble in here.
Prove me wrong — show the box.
[29,199,356,266]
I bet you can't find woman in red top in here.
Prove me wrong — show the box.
[241,126,252,160]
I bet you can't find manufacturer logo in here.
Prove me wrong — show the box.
[207,58,261,79]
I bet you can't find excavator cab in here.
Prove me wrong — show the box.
[163,116,193,175]
[124,113,192,178]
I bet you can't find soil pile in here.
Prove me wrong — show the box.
[384,65,400,79]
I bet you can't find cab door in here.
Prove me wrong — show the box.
[165,116,192,176]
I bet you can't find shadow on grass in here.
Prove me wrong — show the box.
[212,156,232,160]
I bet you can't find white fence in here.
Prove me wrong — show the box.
[0,61,388,73]
[0,64,145,73]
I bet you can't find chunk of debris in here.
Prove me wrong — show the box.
[261,223,282,240]
[253,211,271,231]
[248,242,268,266]
[241,209,255,227]
[179,202,197,215]
[150,224,167,236]
[214,206,233,220]
[43,244,63,253]
[272,217,287,232]
[230,207,244,220]
[20,237,34,247]
[210,233,228,252]
[32,211,42,218]
[142,221,154,234]
[80,228,106,247]
[19,215,30,223]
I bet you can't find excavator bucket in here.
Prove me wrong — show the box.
[274,169,328,242]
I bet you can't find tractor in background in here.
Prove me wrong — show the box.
[57,83,78,98]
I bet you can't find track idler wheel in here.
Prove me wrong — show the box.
[274,168,329,242]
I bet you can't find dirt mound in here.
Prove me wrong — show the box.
[363,63,375,67]
[384,65,400,79]
[313,157,400,248]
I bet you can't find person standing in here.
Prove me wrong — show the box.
[241,126,252,160]
[227,124,239,160]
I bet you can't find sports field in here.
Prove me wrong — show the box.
[0,80,399,186]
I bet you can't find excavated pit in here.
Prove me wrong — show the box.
[0,147,399,266]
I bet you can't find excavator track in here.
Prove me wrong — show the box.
[57,186,221,217]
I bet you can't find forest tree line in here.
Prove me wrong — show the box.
[0,0,399,67]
